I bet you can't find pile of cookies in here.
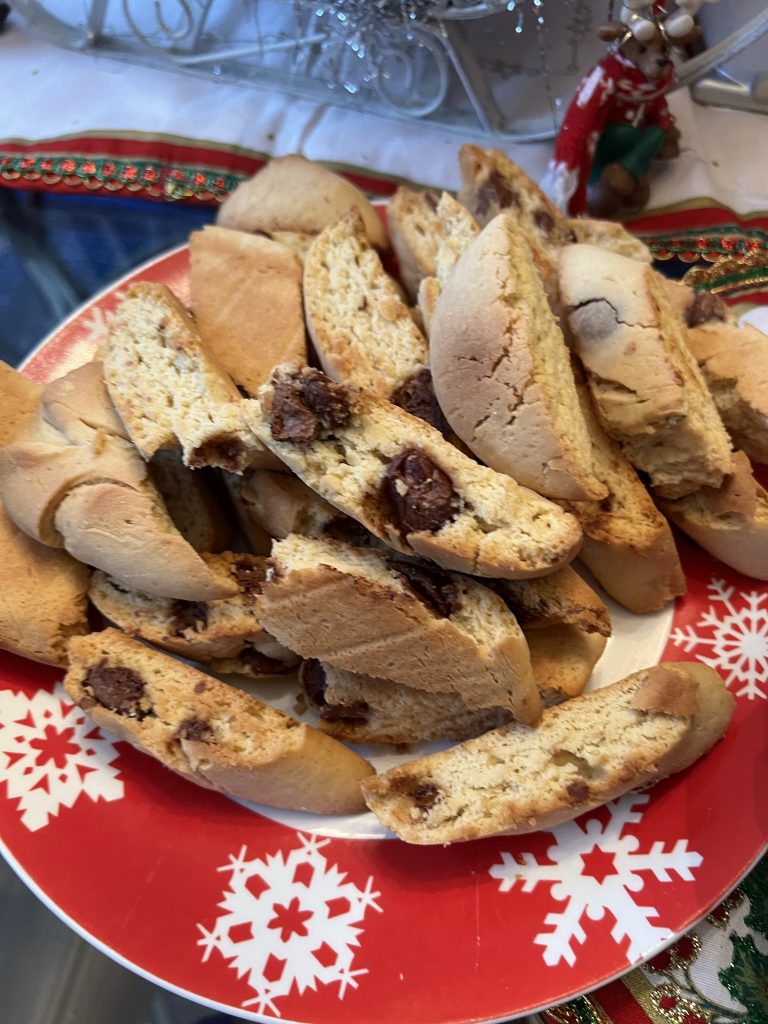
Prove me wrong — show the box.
[3,148,765,843]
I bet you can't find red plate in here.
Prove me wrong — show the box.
[1,246,767,1024]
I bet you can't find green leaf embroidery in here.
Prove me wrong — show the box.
[719,934,768,1023]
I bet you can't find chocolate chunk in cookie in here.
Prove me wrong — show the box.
[177,717,213,742]
[476,169,520,218]
[686,290,727,328]
[83,662,148,718]
[381,447,460,535]
[169,600,208,637]
[389,368,449,435]
[270,370,351,445]
[388,560,461,618]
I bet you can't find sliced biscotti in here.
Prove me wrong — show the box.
[387,186,441,300]
[249,365,582,579]
[458,144,575,247]
[659,277,732,328]
[362,662,734,843]
[659,451,768,580]
[566,218,652,263]
[217,153,388,251]
[561,386,685,613]
[149,450,231,552]
[235,468,373,546]
[303,210,447,429]
[560,245,733,498]
[526,625,606,705]
[684,320,768,463]
[103,282,267,472]
[189,225,306,397]
[490,564,610,636]
[301,618,604,745]
[258,533,542,723]
[430,213,605,502]
[89,552,299,675]
[0,362,233,601]
[300,659,512,745]
[417,192,480,332]
[65,629,373,814]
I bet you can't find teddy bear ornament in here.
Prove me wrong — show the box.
[543,0,717,219]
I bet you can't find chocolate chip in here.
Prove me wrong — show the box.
[476,169,519,218]
[177,717,213,742]
[566,780,590,802]
[232,559,267,598]
[533,208,555,236]
[193,681,208,694]
[239,646,294,675]
[270,370,351,445]
[299,659,328,707]
[389,369,450,435]
[380,447,460,535]
[84,662,148,718]
[423,190,439,211]
[169,600,208,637]
[271,381,319,445]
[320,700,370,725]
[191,436,247,471]
[388,560,461,618]
[686,289,727,327]
[302,374,351,432]
[322,515,372,546]
[411,782,441,810]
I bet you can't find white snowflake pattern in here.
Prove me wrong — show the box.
[197,833,382,1015]
[0,684,124,831]
[489,795,702,967]
[79,290,126,350]
[669,577,768,700]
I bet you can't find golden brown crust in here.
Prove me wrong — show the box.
[189,225,306,398]
[64,629,373,814]
[361,662,732,843]
[430,214,606,502]
[258,534,542,723]
[216,154,388,250]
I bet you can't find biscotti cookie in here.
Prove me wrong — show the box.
[659,277,731,328]
[0,362,233,601]
[300,659,512,745]
[217,153,388,251]
[0,504,90,666]
[560,245,733,498]
[235,468,373,545]
[0,359,42,446]
[684,320,768,463]
[566,218,652,263]
[430,213,606,502]
[362,662,733,843]
[387,186,441,300]
[560,385,686,613]
[258,533,542,722]
[417,192,479,332]
[149,450,231,552]
[249,365,582,579]
[89,552,299,675]
[458,144,575,248]
[492,565,611,637]
[659,451,768,580]
[65,629,374,814]
[301,617,604,744]
[103,282,267,472]
[303,211,446,430]
[189,225,306,397]
[525,625,607,705]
